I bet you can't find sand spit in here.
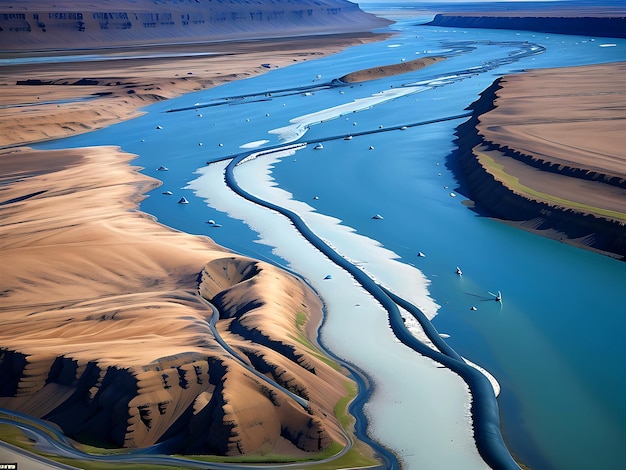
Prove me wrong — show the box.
[0,145,357,457]
[0,32,387,148]
[339,56,445,83]
[453,62,626,259]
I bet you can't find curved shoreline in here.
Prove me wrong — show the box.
[451,64,626,260]
[1,34,556,470]
[338,56,445,83]
[0,11,414,468]
[223,143,520,470]
[4,14,604,466]
[0,32,391,149]
[0,146,365,463]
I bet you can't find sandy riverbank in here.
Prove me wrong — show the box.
[454,61,626,258]
[0,32,388,148]
[339,56,445,83]
[0,0,394,461]
[0,0,390,147]
[0,144,361,457]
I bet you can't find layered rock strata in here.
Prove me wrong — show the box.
[0,145,354,456]
[0,0,391,51]
[451,62,626,259]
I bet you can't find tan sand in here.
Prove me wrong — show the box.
[0,0,398,458]
[475,62,626,223]
[0,33,387,148]
[0,4,391,456]
[0,0,391,52]
[339,55,445,83]
[0,144,356,455]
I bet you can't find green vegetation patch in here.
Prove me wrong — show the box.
[476,149,626,222]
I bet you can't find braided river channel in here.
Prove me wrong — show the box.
[37,11,626,470]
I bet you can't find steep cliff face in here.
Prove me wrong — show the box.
[451,80,626,260]
[426,14,626,38]
[0,0,392,51]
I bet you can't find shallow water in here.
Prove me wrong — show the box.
[37,14,626,470]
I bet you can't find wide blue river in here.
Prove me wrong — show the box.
[36,10,626,470]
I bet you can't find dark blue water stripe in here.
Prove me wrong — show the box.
[224,140,520,470]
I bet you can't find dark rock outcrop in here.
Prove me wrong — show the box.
[450,80,626,260]
[426,14,626,39]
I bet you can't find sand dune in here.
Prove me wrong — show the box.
[0,145,356,456]
[478,63,626,185]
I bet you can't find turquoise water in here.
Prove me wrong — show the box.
[36,16,626,470]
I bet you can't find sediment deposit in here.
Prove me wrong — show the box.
[452,62,626,259]
[0,145,355,456]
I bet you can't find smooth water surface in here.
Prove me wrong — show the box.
[37,14,626,470]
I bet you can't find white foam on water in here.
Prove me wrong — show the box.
[268,86,430,142]
[240,139,270,148]
[187,147,488,469]
[233,146,440,319]
[464,357,501,397]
